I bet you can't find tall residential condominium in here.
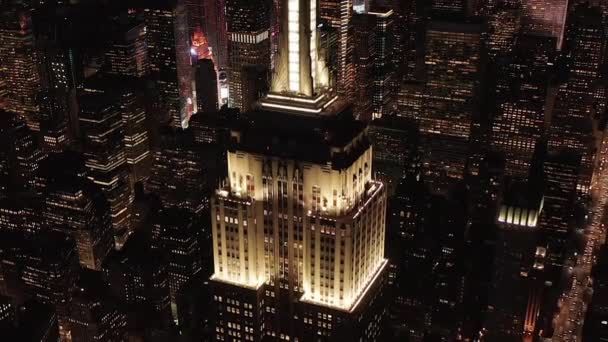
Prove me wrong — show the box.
[225,0,271,111]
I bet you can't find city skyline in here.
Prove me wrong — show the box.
[0,0,607,341]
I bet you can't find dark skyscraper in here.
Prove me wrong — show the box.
[105,22,149,78]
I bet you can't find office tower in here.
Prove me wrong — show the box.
[79,93,133,247]
[385,177,429,342]
[351,12,374,120]
[148,128,211,214]
[38,97,72,154]
[102,233,173,329]
[210,112,389,341]
[151,208,203,310]
[60,271,128,342]
[521,0,568,49]
[117,90,152,185]
[0,195,42,235]
[368,116,420,188]
[0,113,47,191]
[0,231,79,307]
[105,22,149,78]
[260,0,338,114]
[352,7,395,120]
[396,80,425,120]
[43,177,114,271]
[485,1,521,58]
[319,0,354,99]
[144,0,194,128]
[421,19,485,193]
[0,300,58,342]
[0,112,46,192]
[486,181,544,340]
[225,0,271,111]
[548,5,605,195]
[0,6,41,127]
[195,58,219,113]
[491,35,551,179]
[538,151,580,272]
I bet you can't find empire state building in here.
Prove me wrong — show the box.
[209,1,389,341]
[259,0,339,114]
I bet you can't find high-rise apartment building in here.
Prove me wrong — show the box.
[225,0,271,111]
[79,93,132,247]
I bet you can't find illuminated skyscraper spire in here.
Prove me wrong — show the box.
[260,0,337,114]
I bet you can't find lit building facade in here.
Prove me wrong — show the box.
[144,1,194,128]
[421,19,485,193]
[319,0,354,100]
[352,8,395,120]
[538,151,580,271]
[118,90,151,185]
[521,0,568,49]
[548,5,605,196]
[79,94,132,247]
[226,0,271,111]
[0,7,41,128]
[210,113,388,341]
[105,22,149,78]
[147,128,211,214]
[492,35,551,179]
[260,0,337,114]
[43,180,114,271]
[151,208,203,309]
